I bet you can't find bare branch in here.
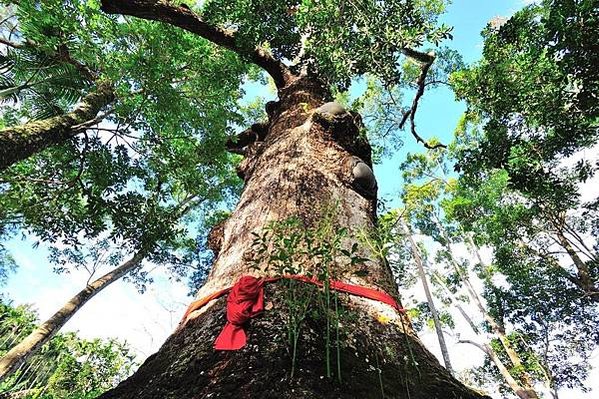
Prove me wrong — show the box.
[55,43,98,81]
[398,48,447,150]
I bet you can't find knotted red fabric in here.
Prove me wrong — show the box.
[213,276,264,350]
[179,274,405,351]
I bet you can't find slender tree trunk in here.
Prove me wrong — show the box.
[0,251,145,381]
[402,221,454,375]
[555,230,597,298]
[432,272,480,335]
[436,220,539,398]
[0,82,113,172]
[469,235,564,397]
[458,340,533,399]
[434,273,539,399]
[97,76,484,399]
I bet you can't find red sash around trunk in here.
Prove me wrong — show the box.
[179,275,405,351]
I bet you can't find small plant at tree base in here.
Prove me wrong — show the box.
[249,207,368,382]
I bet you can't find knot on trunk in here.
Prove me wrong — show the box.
[207,219,226,257]
[226,122,269,156]
[226,122,270,180]
[312,101,350,126]
[344,155,377,199]
[312,103,372,165]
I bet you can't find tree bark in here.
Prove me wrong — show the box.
[0,82,114,172]
[96,75,487,398]
[0,251,145,381]
[0,389,37,399]
[401,221,454,375]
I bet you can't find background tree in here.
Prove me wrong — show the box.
[0,299,136,399]
[0,0,248,381]
[446,0,599,394]
[450,0,598,301]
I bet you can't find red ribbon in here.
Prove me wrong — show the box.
[178,275,405,351]
[213,276,264,350]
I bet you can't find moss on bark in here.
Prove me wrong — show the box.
[0,82,114,171]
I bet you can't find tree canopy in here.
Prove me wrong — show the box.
[0,0,597,398]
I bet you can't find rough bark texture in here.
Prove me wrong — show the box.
[98,76,488,399]
[0,252,144,381]
[0,82,113,172]
[101,285,482,399]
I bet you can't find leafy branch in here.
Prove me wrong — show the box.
[100,0,293,88]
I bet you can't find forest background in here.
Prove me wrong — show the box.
[1,0,597,398]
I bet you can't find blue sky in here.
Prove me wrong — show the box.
[3,1,597,398]
[375,0,526,202]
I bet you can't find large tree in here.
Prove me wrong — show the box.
[446,1,598,394]
[89,0,487,398]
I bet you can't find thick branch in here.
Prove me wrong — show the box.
[225,122,268,155]
[100,0,292,88]
[0,82,114,171]
[399,48,447,150]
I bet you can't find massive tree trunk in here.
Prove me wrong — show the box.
[97,75,487,399]
[0,82,113,172]
[0,251,144,381]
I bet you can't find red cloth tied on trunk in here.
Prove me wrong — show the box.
[213,275,264,350]
[284,275,404,314]
[178,275,405,351]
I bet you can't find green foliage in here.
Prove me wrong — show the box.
[249,210,367,381]
[338,47,463,161]
[0,300,136,398]
[203,0,452,88]
[451,1,598,199]
[0,0,248,288]
[0,47,86,119]
[0,244,16,287]
[444,2,599,391]
[408,302,454,332]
